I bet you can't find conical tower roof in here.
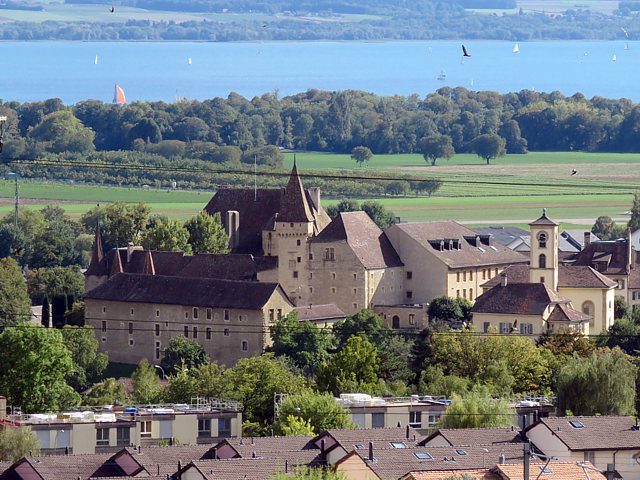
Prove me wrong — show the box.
[86,224,106,276]
[278,161,314,223]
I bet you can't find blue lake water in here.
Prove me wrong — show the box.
[0,40,637,104]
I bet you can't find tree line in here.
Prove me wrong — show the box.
[0,2,638,41]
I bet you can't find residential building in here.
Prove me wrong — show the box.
[524,416,640,479]
[567,229,639,310]
[2,399,242,455]
[473,210,616,337]
[84,273,293,366]
[294,303,346,328]
[385,222,527,304]
[308,211,404,315]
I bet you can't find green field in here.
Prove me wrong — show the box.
[1,150,638,227]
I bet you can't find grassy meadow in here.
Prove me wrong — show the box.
[1,150,638,227]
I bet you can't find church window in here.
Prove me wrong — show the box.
[539,254,546,269]
[537,232,547,248]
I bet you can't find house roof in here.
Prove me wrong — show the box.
[403,470,499,480]
[472,226,529,247]
[494,461,606,480]
[482,264,617,290]
[560,230,600,252]
[547,303,590,323]
[472,283,570,316]
[570,239,631,275]
[203,167,331,255]
[84,273,288,310]
[86,224,106,276]
[221,435,317,455]
[312,426,421,454]
[185,453,322,480]
[419,427,523,447]
[357,444,525,480]
[524,416,640,451]
[390,222,527,269]
[312,212,403,269]
[294,304,346,322]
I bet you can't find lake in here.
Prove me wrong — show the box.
[0,40,636,104]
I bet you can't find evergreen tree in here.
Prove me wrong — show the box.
[628,191,640,232]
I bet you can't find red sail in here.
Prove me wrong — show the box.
[113,84,126,105]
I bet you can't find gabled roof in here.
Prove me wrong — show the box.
[389,222,527,269]
[312,427,420,454]
[84,273,289,310]
[570,239,632,275]
[419,427,523,447]
[312,212,403,269]
[482,264,617,290]
[403,470,499,480]
[524,416,640,451]
[494,461,607,480]
[356,444,525,480]
[472,283,570,316]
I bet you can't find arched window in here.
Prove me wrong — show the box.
[537,232,547,248]
[392,316,400,329]
[539,254,546,269]
[582,301,595,326]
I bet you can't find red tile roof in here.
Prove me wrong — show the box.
[525,416,640,451]
[495,461,607,480]
[312,212,403,268]
[472,283,570,316]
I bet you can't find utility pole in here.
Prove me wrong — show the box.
[523,443,530,480]
[7,172,19,228]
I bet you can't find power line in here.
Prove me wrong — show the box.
[2,157,637,193]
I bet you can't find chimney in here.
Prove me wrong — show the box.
[406,425,410,439]
[226,210,240,250]
[308,187,321,211]
[499,452,506,464]
[501,272,508,287]
[0,396,6,422]
[127,242,135,263]
[584,231,591,248]
[368,442,374,462]
[212,447,217,460]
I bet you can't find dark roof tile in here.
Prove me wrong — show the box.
[84,273,288,310]
[420,428,523,447]
[482,264,617,289]
[472,283,569,316]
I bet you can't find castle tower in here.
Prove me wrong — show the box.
[85,223,108,292]
[529,208,559,290]
[274,161,315,305]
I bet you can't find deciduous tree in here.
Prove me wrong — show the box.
[470,134,506,164]
[131,358,164,404]
[361,201,396,229]
[556,348,636,416]
[83,378,127,406]
[141,218,192,254]
[420,134,455,166]
[0,325,80,413]
[275,392,356,435]
[160,336,208,376]
[0,427,40,462]
[351,146,373,166]
[0,257,31,327]
[184,212,229,254]
[439,387,515,429]
[61,326,108,391]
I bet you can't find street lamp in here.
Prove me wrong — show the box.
[6,172,19,228]
[154,365,165,380]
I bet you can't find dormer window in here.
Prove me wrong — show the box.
[537,232,548,248]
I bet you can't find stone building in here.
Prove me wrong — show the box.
[85,272,293,367]
[308,211,404,315]
[384,221,528,304]
[204,162,331,306]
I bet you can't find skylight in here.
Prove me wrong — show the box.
[540,466,552,474]
[455,449,467,456]
[354,444,365,450]
[569,420,585,429]
[414,452,433,460]
[390,442,407,449]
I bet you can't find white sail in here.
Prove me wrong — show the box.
[188,57,192,65]
[513,43,520,54]
[612,53,617,61]
[437,69,446,81]
[94,55,98,65]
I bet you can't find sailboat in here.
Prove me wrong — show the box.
[470,78,474,87]
[94,55,98,65]
[437,69,446,81]
[113,84,126,105]
[513,43,520,54]
[612,53,617,62]
[188,57,192,65]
